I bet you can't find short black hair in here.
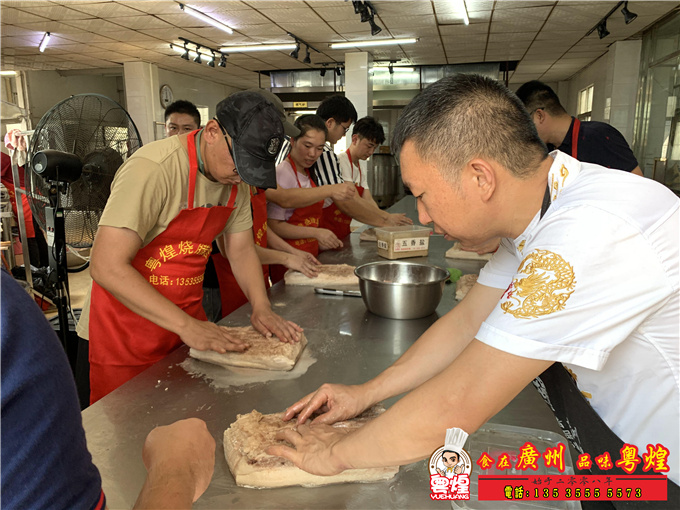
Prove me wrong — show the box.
[352,116,385,145]
[164,100,201,127]
[515,80,567,116]
[316,95,358,124]
[294,114,328,139]
[392,74,548,181]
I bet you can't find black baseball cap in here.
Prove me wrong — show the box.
[215,91,284,189]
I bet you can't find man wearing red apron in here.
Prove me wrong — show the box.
[82,91,303,403]
[337,116,412,228]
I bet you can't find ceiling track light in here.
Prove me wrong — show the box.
[179,3,233,35]
[39,32,50,52]
[290,41,300,59]
[320,66,327,77]
[336,67,343,76]
[303,45,311,64]
[621,2,637,24]
[172,38,228,68]
[369,17,382,36]
[207,50,215,67]
[218,54,227,67]
[585,1,636,40]
[180,43,189,60]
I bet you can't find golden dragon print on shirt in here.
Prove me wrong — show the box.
[500,249,576,319]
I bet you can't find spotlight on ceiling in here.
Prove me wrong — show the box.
[369,17,382,36]
[388,64,394,75]
[303,45,311,64]
[181,43,190,60]
[320,67,327,77]
[621,2,637,24]
[194,46,202,63]
[207,50,215,67]
[597,21,610,39]
[336,67,343,76]
[218,54,227,67]
[290,41,300,59]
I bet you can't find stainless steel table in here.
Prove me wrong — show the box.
[82,196,566,509]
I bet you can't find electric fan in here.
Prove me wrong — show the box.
[25,94,142,358]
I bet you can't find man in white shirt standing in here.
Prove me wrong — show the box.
[271,74,679,496]
[337,116,408,226]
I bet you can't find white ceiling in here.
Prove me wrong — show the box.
[1,0,678,89]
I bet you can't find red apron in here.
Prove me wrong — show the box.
[571,118,581,159]
[270,157,323,284]
[213,187,270,318]
[346,149,365,198]
[319,152,354,240]
[88,130,239,403]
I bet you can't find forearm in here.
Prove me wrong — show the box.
[134,468,195,509]
[269,220,319,241]
[254,244,292,266]
[91,261,192,336]
[266,187,329,209]
[362,189,380,210]
[224,242,270,310]
[266,228,299,255]
[361,284,504,405]
[335,195,389,227]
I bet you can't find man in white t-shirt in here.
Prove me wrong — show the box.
[337,116,410,226]
[271,75,680,492]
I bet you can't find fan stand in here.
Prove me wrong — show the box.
[45,181,77,368]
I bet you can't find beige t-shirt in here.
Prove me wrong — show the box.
[77,135,252,339]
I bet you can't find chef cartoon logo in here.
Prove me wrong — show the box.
[428,429,472,501]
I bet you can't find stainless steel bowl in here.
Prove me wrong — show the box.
[354,261,449,320]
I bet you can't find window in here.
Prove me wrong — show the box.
[578,85,594,121]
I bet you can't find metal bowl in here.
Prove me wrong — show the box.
[354,261,449,320]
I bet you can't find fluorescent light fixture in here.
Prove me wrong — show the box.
[373,66,415,73]
[179,3,233,34]
[461,0,469,25]
[39,32,50,52]
[219,43,296,53]
[330,38,417,49]
[0,71,17,76]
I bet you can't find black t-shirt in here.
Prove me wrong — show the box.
[557,117,639,172]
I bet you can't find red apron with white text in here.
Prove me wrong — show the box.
[88,130,238,403]
[213,187,270,318]
[270,157,323,284]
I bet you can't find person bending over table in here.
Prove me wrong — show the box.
[266,114,351,283]
[270,75,679,494]
[1,270,216,509]
[337,116,413,227]
[79,91,302,404]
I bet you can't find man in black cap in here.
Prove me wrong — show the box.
[79,91,303,403]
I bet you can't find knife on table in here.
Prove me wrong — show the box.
[314,288,362,297]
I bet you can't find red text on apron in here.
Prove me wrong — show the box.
[88,129,238,403]
[270,157,323,284]
[213,187,270,318]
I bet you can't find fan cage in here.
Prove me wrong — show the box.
[27,94,142,249]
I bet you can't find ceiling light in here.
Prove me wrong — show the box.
[388,64,394,75]
[220,44,297,53]
[218,54,227,67]
[290,41,300,59]
[0,70,17,76]
[360,6,371,23]
[207,51,215,67]
[39,32,50,52]
[597,21,610,39]
[179,3,233,34]
[330,38,417,49]
[621,2,637,24]
[303,45,311,64]
[336,67,343,76]
[320,67,327,77]
[369,17,382,36]
[461,0,470,25]
[193,46,202,63]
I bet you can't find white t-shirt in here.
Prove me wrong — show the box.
[476,151,679,484]
[337,150,369,190]
[267,159,314,222]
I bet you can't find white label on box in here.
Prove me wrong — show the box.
[393,236,429,252]
[377,240,388,250]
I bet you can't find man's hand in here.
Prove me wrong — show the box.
[314,228,343,251]
[329,182,356,202]
[136,418,215,507]
[384,213,413,226]
[251,306,303,343]
[266,423,350,476]
[179,319,249,353]
[284,250,321,278]
[282,383,370,425]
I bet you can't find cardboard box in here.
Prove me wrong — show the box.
[375,226,432,259]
